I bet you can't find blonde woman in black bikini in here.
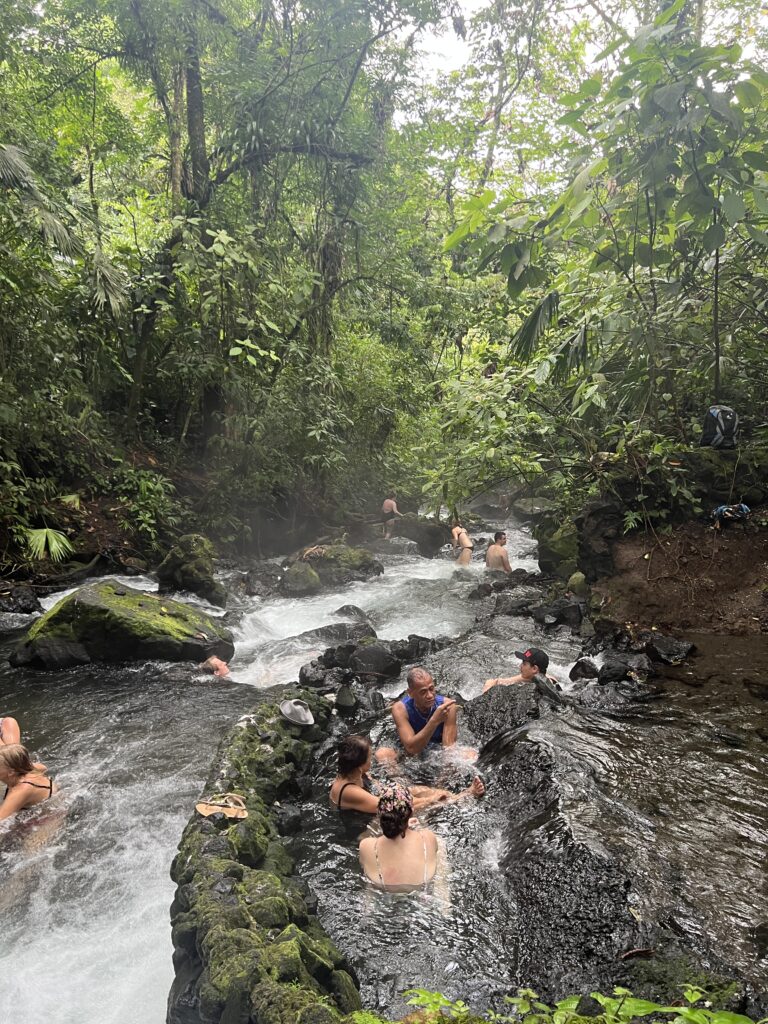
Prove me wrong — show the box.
[0,744,57,821]
[359,783,438,892]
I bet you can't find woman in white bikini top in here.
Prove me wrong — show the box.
[359,783,439,893]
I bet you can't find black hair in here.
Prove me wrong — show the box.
[337,734,371,775]
[494,531,506,542]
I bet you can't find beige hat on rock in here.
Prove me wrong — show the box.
[279,699,315,726]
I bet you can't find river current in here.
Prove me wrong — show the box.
[1,520,767,1022]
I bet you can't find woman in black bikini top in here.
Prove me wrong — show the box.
[0,743,57,821]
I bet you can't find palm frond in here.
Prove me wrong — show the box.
[509,291,560,363]
[24,527,74,563]
[36,206,79,256]
[91,247,128,316]
[550,324,593,384]
[0,144,35,190]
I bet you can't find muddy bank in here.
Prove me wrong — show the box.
[594,520,768,635]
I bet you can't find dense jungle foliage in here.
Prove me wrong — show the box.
[0,0,766,567]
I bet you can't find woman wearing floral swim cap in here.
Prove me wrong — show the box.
[358,783,439,892]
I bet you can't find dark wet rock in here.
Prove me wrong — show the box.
[532,596,584,631]
[389,634,441,663]
[468,582,494,600]
[746,677,768,700]
[168,690,360,1024]
[368,536,420,556]
[575,995,604,1017]
[275,803,303,836]
[580,678,661,708]
[282,561,323,596]
[10,579,234,670]
[598,652,654,684]
[495,593,535,617]
[298,662,351,690]
[0,584,42,614]
[465,681,539,747]
[570,658,599,681]
[157,533,227,608]
[332,604,370,623]
[574,499,624,582]
[245,562,284,598]
[393,514,452,557]
[122,556,149,576]
[292,622,376,647]
[644,634,695,665]
[318,643,358,670]
[348,643,401,680]
[491,568,541,590]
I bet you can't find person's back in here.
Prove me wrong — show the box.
[485,532,511,573]
[359,783,438,892]
[0,744,58,821]
[360,826,438,892]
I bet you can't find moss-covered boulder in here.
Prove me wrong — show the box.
[282,561,323,596]
[157,533,227,607]
[284,545,383,593]
[534,519,579,579]
[9,579,234,670]
[168,691,361,1024]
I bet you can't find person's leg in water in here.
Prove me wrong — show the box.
[457,546,472,566]
[0,717,21,745]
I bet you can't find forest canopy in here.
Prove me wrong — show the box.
[1,0,766,565]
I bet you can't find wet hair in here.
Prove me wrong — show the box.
[378,783,414,838]
[200,656,227,674]
[406,666,432,691]
[386,490,397,499]
[337,735,371,775]
[494,531,506,543]
[0,744,36,776]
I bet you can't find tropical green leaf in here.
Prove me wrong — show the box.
[509,292,560,363]
[721,193,747,225]
[703,222,726,252]
[24,528,74,563]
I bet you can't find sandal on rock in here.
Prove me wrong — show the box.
[195,792,248,819]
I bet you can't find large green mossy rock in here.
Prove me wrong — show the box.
[534,519,579,579]
[157,533,227,608]
[283,545,383,594]
[282,561,323,596]
[9,579,234,670]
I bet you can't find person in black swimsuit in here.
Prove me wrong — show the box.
[0,744,57,821]
[329,735,481,816]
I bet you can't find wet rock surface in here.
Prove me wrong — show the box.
[0,584,42,614]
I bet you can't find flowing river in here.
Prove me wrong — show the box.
[1,519,767,1023]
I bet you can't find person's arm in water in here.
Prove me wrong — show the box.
[0,717,21,745]
[482,677,499,693]
[0,785,35,821]
[500,549,512,573]
[332,783,380,814]
[391,699,456,756]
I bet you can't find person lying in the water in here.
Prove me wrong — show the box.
[199,656,232,678]
[0,745,58,821]
[329,734,483,815]
[359,783,439,892]
[483,647,558,692]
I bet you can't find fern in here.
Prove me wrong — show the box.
[0,144,34,189]
[24,528,74,563]
[509,291,560,363]
[91,247,128,316]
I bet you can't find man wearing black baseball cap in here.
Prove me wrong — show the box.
[482,646,557,693]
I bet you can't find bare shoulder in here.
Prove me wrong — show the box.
[391,700,407,720]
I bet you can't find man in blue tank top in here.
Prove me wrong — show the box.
[389,666,458,756]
